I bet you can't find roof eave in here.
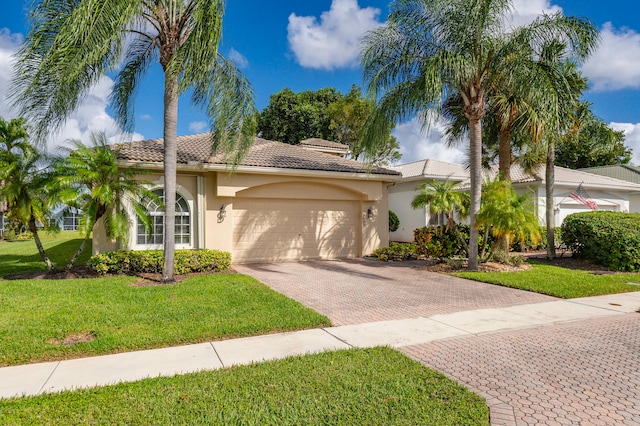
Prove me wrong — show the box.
[116,160,402,182]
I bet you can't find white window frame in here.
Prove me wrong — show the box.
[132,184,195,250]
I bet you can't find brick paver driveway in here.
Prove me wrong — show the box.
[234,259,555,325]
[403,314,640,425]
[237,259,640,425]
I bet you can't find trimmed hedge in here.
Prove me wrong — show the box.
[90,249,232,275]
[372,242,417,261]
[561,212,640,272]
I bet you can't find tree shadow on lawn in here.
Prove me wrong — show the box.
[0,238,91,278]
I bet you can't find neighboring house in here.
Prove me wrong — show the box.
[389,159,640,243]
[298,138,350,157]
[388,159,468,242]
[94,134,400,263]
[579,165,640,213]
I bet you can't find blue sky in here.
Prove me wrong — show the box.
[1,0,639,165]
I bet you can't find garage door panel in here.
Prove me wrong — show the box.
[233,199,358,262]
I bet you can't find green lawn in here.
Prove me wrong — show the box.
[0,274,330,366]
[0,347,489,425]
[0,231,91,276]
[454,262,640,298]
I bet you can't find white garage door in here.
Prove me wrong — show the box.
[558,203,616,225]
[233,199,358,263]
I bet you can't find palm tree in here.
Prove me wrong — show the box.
[11,0,256,282]
[361,0,597,270]
[411,179,470,254]
[411,180,469,232]
[53,132,160,269]
[476,178,540,261]
[0,117,32,230]
[0,143,56,270]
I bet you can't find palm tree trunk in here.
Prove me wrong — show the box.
[65,236,89,270]
[497,126,512,257]
[468,117,482,271]
[162,73,179,282]
[498,127,512,181]
[546,140,556,259]
[29,217,53,271]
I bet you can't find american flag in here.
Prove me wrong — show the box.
[569,183,599,210]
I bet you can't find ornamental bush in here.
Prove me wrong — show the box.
[90,249,232,275]
[388,210,400,232]
[414,226,467,260]
[561,212,640,272]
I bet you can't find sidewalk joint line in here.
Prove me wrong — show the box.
[321,328,354,348]
[37,361,61,395]
[209,342,225,368]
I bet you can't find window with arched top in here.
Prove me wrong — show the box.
[136,189,191,246]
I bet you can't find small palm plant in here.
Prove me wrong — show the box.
[477,178,541,262]
[411,179,470,254]
[53,132,159,269]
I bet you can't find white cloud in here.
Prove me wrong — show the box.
[582,24,640,92]
[610,122,640,166]
[0,28,143,152]
[188,121,207,133]
[228,48,249,69]
[140,114,152,120]
[508,0,562,28]
[287,0,382,70]
[393,117,467,165]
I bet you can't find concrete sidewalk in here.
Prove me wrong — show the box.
[2,292,640,400]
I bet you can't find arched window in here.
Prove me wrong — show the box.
[136,189,191,246]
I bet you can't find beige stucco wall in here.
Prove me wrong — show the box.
[93,168,391,262]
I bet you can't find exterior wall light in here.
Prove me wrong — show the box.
[218,205,227,222]
[367,207,374,219]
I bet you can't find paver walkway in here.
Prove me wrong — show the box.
[234,259,555,325]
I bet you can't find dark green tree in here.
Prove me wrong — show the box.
[555,102,632,169]
[257,88,341,144]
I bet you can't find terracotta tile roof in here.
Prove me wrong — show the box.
[298,138,349,151]
[113,133,399,176]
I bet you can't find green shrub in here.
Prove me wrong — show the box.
[561,212,640,272]
[388,210,400,232]
[90,249,232,275]
[372,242,416,261]
[414,226,467,260]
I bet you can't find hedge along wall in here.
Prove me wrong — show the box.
[561,212,640,272]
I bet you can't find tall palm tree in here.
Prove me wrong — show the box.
[361,0,597,270]
[11,0,256,282]
[0,117,32,229]
[0,143,56,270]
[53,132,160,269]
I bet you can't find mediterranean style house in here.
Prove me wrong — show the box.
[93,134,400,263]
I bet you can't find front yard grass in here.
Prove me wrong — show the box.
[0,274,330,366]
[454,262,640,298]
[0,347,489,425]
[0,231,91,276]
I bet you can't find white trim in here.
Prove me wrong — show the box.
[131,180,195,251]
[197,175,205,249]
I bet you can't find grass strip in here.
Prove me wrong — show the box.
[0,347,489,425]
[454,262,640,298]
[0,274,330,366]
